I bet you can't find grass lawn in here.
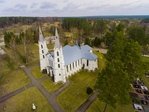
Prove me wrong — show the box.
[141,56,149,88]
[31,66,44,79]
[93,50,106,72]
[0,69,30,96]
[0,87,54,112]
[57,70,98,112]
[87,99,135,112]
[42,78,63,93]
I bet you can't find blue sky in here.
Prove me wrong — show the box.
[0,0,149,17]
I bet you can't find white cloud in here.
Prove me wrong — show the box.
[0,0,149,16]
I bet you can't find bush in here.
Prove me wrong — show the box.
[86,87,93,95]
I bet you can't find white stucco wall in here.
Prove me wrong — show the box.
[38,40,49,72]
[53,47,66,83]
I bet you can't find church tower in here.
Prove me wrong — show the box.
[53,28,66,82]
[38,27,49,73]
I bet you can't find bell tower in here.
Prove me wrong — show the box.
[53,28,66,82]
[38,27,49,73]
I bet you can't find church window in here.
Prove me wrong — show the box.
[73,62,74,68]
[76,61,77,67]
[57,58,60,62]
[58,64,60,68]
[57,51,59,56]
[87,60,89,66]
[41,45,43,48]
[67,65,68,72]
[42,50,44,53]
[70,64,71,70]
[43,55,45,59]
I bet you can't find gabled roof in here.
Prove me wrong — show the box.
[63,45,82,65]
[63,45,97,65]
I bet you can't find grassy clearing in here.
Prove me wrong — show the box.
[141,56,149,87]
[87,99,135,112]
[0,87,54,112]
[0,69,29,96]
[93,50,106,72]
[57,70,98,112]
[31,66,44,79]
[42,78,63,93]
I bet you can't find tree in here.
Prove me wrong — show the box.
[128,26,146,45]
[95,31,142,112]
[93,20,107,37]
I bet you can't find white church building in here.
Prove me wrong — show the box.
[38,27,98,83]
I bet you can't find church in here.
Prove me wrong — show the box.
[38,27,98,83]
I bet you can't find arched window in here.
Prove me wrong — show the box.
[57,58,60,62]
[43,55,45,59]
[87,60,89,66]
[42,50,44,53]
[70,64,71,70]
[57,51,59,56]
[58,64,60,68]
[67,65,69,72]
[73,62,74,68]
[76,61,77,67]
[41,45,43,48]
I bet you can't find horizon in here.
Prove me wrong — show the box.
[0,15,149,18]
[0,0,149,17]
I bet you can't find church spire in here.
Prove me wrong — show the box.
[54,28,61,48]
[39,26,44,42]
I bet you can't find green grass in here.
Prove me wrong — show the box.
[93,50,106,72]
[57,70,98,112]
[87,99,135,112]
[142,56,149,63]
[141,56,149,87]
[31,66,44,79]
[42,78,63,93]
[0,69,30,96]
[0,87,54,112]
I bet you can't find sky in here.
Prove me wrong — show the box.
[0,0,149,17]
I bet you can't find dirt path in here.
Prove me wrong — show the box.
[76,92,98,112]
[0,83,32,104]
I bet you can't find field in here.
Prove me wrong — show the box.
[31,66,44,79]
[42,78,63,93]
[57,70,98,112]
[0,55,30,96]
[0,69,29,96]
[0,87,54,112]
[87,99,134,112]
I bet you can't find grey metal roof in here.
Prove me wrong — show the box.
[63,45,97,65]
